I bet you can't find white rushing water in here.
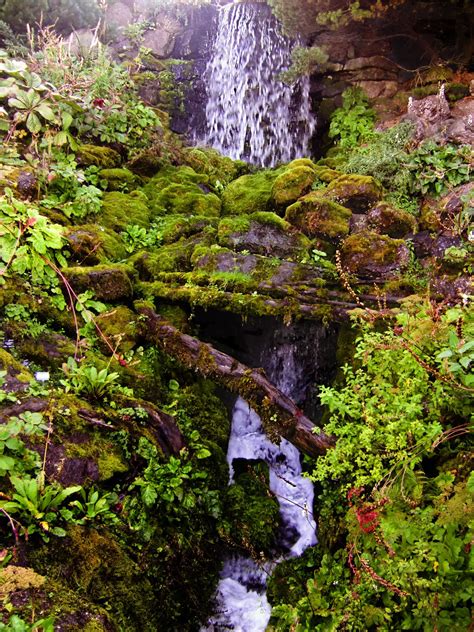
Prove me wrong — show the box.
[199,2,316,167]
[203,351,317,631]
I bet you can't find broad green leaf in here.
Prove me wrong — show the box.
[26,111,42,134]
[36,102,55,122]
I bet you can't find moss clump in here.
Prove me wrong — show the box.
[341,231,409,279]
[64,436,128,482]
[326,174,384,213]
[30,525,158,631]
[367,202,418,237]
[182,147,248,187]
[77,144,121,169]
[285,192,352,240]
[221,170,279,215]
[312,165,342,182]
[224,463,280,553]
[64,264,134,301]
[66,224,128,263]
[285,158,317,170]
[148,183,221,218]
[100,191,151,232]
[271,165,316,207]
[144,165,209,191]
[160,214,219,244]
[0,348,32,384]
[141,239,199,275]
[94,306,138,354]
[99,168,140,192]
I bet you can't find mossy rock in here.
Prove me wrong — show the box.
[271,166,317,207]
[182,147,248,187]
[325,174,384,213]
[285,158,317,170]
[160,214,219,244]
[341,232,409,279]
[99,191,151,232]
[0,565,111,631]
[30,525,158,631]
[66,224,128,264]
[218,212,311,259]
[94,306,138,354]
[224,462,280,553]
[77,144,121,169]
[147,182,221,218]
[312,165,343,182]
[144,164,209,191]
[99,167,140,192]
[64,264,134,301]
[0,348,32,393]
[221,170,279,215]
[367,202,418,237]
[16,332,76,370]
[285,192,352,240]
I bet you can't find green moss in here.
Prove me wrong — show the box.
[64,264,134,301]
[285,192,352,239]
[148,182,221,218]
[100,192,151,232]
[77,144,121,169]
[66,224,128,263]
[367,202,418,237]
[182,147,248,187]
[341,232,408,278]
[160,215,219,244]
[271,165,316,207]
[30,525,158,631]
[326,174,384,213]
[94,306,138,354]
[221,170,279,215]
[223,463,280,553]
[64,437,128,481]
[156,304,190,330]
[285,158,317,170]
[0,348,32,383]
[99,168,140,192]
[312,165,343,182]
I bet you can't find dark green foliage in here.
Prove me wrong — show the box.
[0,0,101,33]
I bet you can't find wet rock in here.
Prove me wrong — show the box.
[142,15,182,58]
[447,96,474,145]
[285,192,352,240]
[64,264,134,301]
[420,181,474,233]
[349,213,369,234]
[16,171,37,198]
[218,212,311,259]
[341,232,410,279]
[325,174,384,213]
[405,89,451,141]
[367,202,418,237]
[410,231,464,260]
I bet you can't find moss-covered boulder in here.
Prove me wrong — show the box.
[77,144,121,169]
[64,264,134,301]
[0,348,32,393]
[325,174,384,213]
[181,147,248,187]
[367,202,418,237]
[313,165,343,182]
[285,192,352,240]
[218,212,311,259]
[137,231,216,277]
[16,332,76,370]
[99,191,151,232]
[221,170,278,215]
[271,166,316,207]
[341,232,410,279]
[160,215,219,244]
[66,224,128,264]
[99,168,140,192]
[148,182,221,218]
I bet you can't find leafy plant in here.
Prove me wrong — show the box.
[0,412,46,476]
[328,87,376,149]
[60,357,120,400]
[67,487,118,525]
[0,614,54,632]
[0,475,81,540]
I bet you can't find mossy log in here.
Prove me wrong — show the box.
[138,306,335,457]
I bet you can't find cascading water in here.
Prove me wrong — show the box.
[199,1,316,167]
[202,344,317,631]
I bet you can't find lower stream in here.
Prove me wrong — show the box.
[202,357,317,631]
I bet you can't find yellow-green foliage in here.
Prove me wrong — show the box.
[100,192,151,231]
[77,145,121,169]
[285,192,352,239]
[221,170,280,215]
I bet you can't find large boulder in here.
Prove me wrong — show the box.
[271,165,317,207]
[325,174,384,213]
[285,192,352,240]
[64,264,134,301]
[366,202,418,238]
[340,232,410,279]
[221,171,277,215]
[218,212,311,259]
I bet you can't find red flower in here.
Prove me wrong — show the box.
[93,98,105,108]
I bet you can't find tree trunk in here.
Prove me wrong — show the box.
[138,305,335,457]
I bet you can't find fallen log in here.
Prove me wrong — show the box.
[138,305,335,457]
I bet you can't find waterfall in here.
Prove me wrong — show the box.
[202,343,317,631]
[198,2,316,167]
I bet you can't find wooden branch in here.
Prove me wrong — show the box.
[138,306,335,457]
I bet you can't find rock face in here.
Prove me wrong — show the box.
[341,233,410,280]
